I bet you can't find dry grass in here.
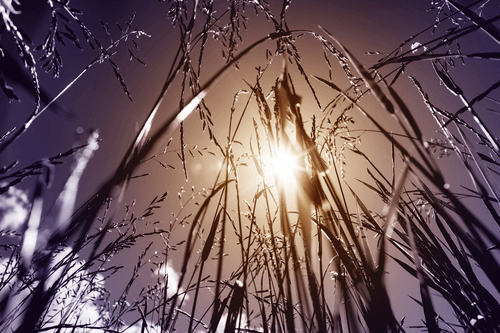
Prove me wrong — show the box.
[1,0,500,332]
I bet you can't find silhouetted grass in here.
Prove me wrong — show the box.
[1,0,499,332]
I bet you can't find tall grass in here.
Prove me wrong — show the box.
[1,0,499,332]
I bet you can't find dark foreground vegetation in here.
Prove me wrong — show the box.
[1,0,500,332]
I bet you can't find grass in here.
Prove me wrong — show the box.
[1,0,500,332]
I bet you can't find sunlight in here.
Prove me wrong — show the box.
[269,149,299,186]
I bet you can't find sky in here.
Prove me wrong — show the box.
[1,0,500,332]
[1,0,441,213]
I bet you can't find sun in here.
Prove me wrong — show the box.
[269,149,299,186]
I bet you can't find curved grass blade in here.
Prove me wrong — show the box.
[448,0,500,45]
[406,211,439,333]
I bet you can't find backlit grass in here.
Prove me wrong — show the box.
[1,1,499,332]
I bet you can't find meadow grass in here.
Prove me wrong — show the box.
[1,0,500,332]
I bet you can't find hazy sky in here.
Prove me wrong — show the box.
[1,0,438,196]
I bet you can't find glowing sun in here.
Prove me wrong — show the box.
[269,149,299,186]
